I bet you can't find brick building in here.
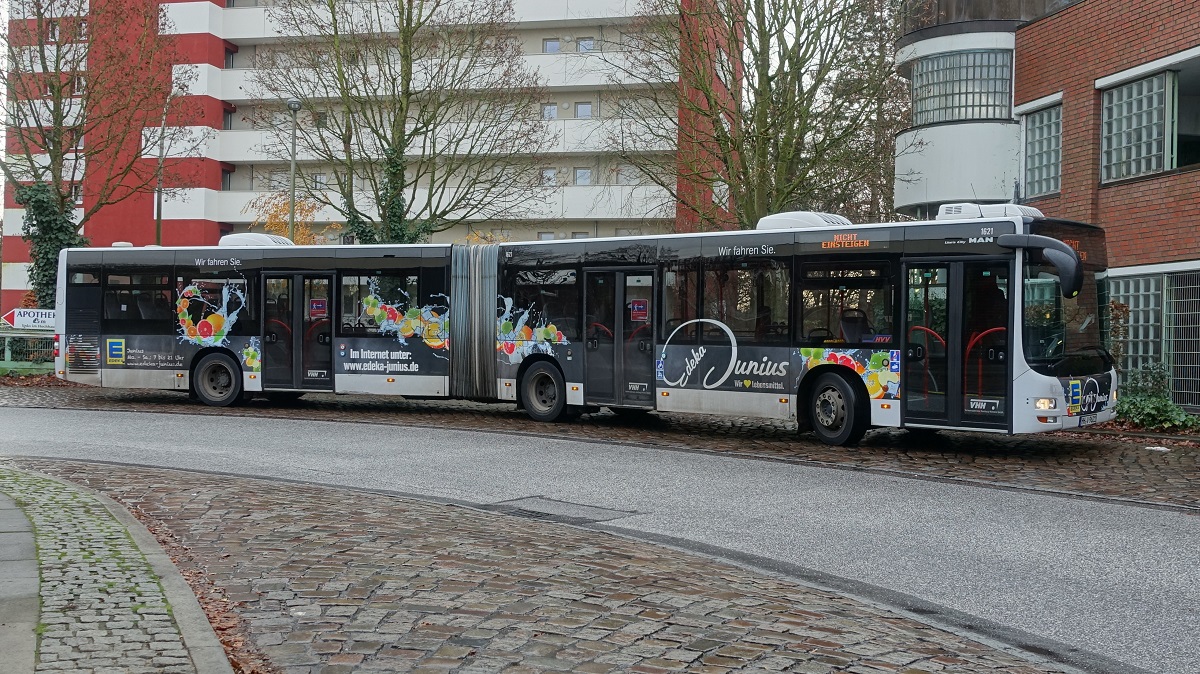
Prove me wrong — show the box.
[895,0,1200,405]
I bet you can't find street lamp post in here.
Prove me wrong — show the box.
[287,97,302,242]
[154,97,171,246]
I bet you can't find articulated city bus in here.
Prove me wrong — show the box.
[53,203,1116,445]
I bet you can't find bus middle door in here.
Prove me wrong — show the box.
[262,273,334,391]
[583,269,655,409]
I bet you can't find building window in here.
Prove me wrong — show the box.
[1024,105,1061,198]
[314,112,328,129]
[616,164,640,185]
[313,173,327,188]
[221,170,233,191]
[577,37,595,53]
[542,38,561,54]
[911,50,1011,127]
[46,20,60,43]
[615,228,641,237]
[537,231,556,241]
[1101,72,1173,182]
[224,50,235,69]
[575,102,593,119]
[70,184,83,204]
[573,168,592,185]
[571,231,589,239]
[541,168,558,185]
[223,110,234,131]
[541,103,558,120]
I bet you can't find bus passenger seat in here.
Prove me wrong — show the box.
[840,309,871,343]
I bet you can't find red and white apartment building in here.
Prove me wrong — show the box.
[895,0,1200,405]
[2,0,684,313]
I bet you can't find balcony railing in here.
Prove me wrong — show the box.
[899,0,1082,36]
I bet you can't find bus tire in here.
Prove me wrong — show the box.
[521,361,569,423]
[809,372,867,446]
[193,352,243,407]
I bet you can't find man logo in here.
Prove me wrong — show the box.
[106,339,125,365]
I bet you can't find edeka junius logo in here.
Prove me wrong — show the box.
[105,339,125,365]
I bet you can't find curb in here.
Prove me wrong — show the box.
[23,469,234,674]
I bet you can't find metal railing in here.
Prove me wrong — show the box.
[0,330,55,374]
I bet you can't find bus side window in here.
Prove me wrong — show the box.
[701,258,790,345]
[103,268,173,335]
[799,262,894,345]
[661,260,699,343]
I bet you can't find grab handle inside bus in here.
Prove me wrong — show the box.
[996,234,1083,299]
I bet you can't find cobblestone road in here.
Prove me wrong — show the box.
[1,385,1196,510]
[0,467,196,674]
[16,459,1066,674]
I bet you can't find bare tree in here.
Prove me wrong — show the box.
[248,0,557,244]
[4,0,204,304]
[602,0,909,231]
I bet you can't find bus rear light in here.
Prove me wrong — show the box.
[1037,416,1058,424]
[53,334,60,358]
[1034,398,1057,410]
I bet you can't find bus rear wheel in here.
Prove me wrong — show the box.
[810,372,867,446]
[194,353,243,407]
[522,361,569,423]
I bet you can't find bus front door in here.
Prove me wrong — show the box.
[584,269,655,408]
[903,261,1010,430]
[262,274,334,391]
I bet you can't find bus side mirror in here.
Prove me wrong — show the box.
[997,234,1084,299]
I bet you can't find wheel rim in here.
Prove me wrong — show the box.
[200,362,233,401]
[814,385,846,432]
[528,371,557,414]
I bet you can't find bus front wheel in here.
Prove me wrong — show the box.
[522,361,569,423]
[810,372,867,446]
[194,353,244,407]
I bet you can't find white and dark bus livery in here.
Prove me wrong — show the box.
[53,203,1116,445]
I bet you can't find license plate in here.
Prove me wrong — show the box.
[1079,414,1098,426]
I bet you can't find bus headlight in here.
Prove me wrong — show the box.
[1034,398,1057,410]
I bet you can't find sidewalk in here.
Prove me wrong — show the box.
[0,467,231,674]
[1,459,1069,674]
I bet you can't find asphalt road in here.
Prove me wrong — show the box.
[2,407,1196,674]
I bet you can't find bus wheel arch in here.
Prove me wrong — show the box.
[800,366,869,446]
[191,349,245,407]
[517,357,573,423]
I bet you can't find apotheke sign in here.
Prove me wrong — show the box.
[1,308,56,330]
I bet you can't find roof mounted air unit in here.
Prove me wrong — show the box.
[219,233,295,246]
[936,203,1045,220]
[756,211,853,230]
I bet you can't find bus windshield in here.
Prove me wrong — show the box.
[1023,221,1113,377]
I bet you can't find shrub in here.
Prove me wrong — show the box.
[1116,362,1198,432]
